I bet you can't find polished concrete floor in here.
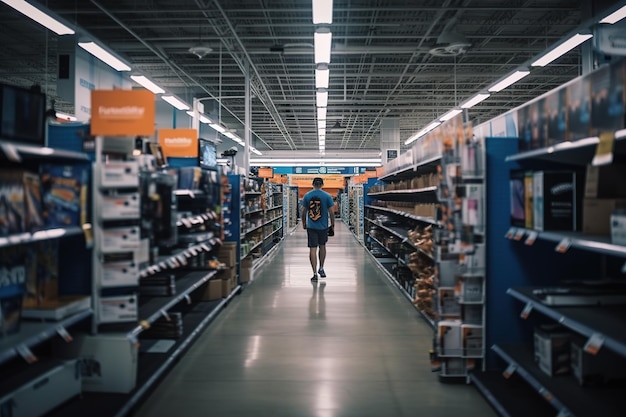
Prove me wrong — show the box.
[134,221,496,417]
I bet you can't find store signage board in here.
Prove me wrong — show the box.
[91,90,155,136]
[158,128,198,157]
[273,166,369,175]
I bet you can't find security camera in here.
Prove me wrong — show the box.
[222,146,238,157]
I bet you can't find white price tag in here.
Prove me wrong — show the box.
[584,333,605,355]
[556,238,572,254]
[56,326,73,342]
[16,344,37,364]
[505,227,516,239]
[503,363,517,379]
[525,231,538,246]
[513,229,526,241]
[520,302,533,320]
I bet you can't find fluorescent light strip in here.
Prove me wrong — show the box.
[488,70,530,92]
[312,0,333,24]
[130,75,164,94]
[314,30,332,64]
[404,121,441,145]
[317,106,327,122]
[78,41,131,72]
[316,90,328,107]
[185,111,213,124]
[600,5,626,24]
[315,67,330,89]
[318,127,326,137]
[461,93,490,109]
[1,0,74,35]
[250,146,263,155]
[161,95,190,110]
[250,158,381,164]
[209,123,226,133]
[439,109,462,122]
[531,33,593,67]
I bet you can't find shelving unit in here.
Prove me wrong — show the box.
[470,102,626,415]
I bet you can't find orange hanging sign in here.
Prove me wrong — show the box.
[158,128,198,157]
[91,90,155,136]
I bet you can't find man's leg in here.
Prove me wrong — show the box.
[309,247,318,274]
[318,245,326,270]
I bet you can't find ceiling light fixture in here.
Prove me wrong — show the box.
[317,106,327,122]
[312,0,333,24]
[55,112,77,121]
[209,123,226,133]
[600,5,626,24]
[130,75,164,94]
[531,33,593,67]
[314,28,332,64]
[439,109,462,122]
[488,69,530,92]
[461,93,490,109]
[316,89,328,107]
[250,146,263,156]
[1,0,74,35]
[315,66,330,89]
[78,41,131,71]
[161,95,190,110]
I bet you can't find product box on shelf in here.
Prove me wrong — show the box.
[461,304,483,325]
[460,184,484,231]
[517,99,547,151]
[99,225,141,252]
[0,359,82,417]
[566,76,592,141]
[217,242,237,267]
[23,171,44,233]
[590,61,625,135]
[196,277,223,301]
[0,170,26,236]
[438,287,461,317]
[98,294,138,323]
[454,274,483,304]
[546,87,567,145]
[570,336,626,386]
[583,199,626,236]
[221,276,235,297]
[533,171,577,231]
[40,164,89,228]
[100,160,139,188]
[100,251,139,288]
[438,320,462,356]
[534,324,571,376]
[21,295,91,321]
[509,170,526,228]
[22,240,58,309]
[100,190,140,220]
[611,210,626,245]
[584,164,626,199]
[462,324,483,356]
[54,333,137,393]
[240,256,253,283]
[0,245,26,337]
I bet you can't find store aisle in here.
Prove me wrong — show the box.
[133,222,495,417]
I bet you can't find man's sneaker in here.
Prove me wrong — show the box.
[311,274,318,282]
[318,268,326,278]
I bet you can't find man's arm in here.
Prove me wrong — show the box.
[328,195,335,227]
[301,205,307,229]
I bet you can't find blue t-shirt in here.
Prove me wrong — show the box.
[301,189,334,230]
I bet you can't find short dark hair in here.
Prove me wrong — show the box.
[312,177,324,186]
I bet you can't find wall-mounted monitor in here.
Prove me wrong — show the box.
[198,138,218,170]
[0,83,46,146]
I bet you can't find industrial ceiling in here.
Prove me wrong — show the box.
[0,0,621,155]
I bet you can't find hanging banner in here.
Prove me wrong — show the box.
[158,128,198,157]
[290,174,345,189]
[91,90,155,136]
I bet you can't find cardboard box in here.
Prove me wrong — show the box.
[197,278,223,301]
[100,251,139,288]
[583,199,626,236]
[534,324,571,376]
[240,256,254,283]
[438,287,460,317]
[533,171,577,231]
[100,191,140,220]
[585,165,626,199]
[54,334,137,393]
[100,160,139,188]
[462,324,483,356]
[221,276,234,297]
[99,226,141,252]
[217,242,237,267]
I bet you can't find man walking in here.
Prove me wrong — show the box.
[301,177,335,282]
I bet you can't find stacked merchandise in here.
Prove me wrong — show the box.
[139,273,176,297]
[141,312,183,339]
[429,114,486,379]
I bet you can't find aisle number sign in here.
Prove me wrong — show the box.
[158,128,198,157]
[91,90,155,136]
